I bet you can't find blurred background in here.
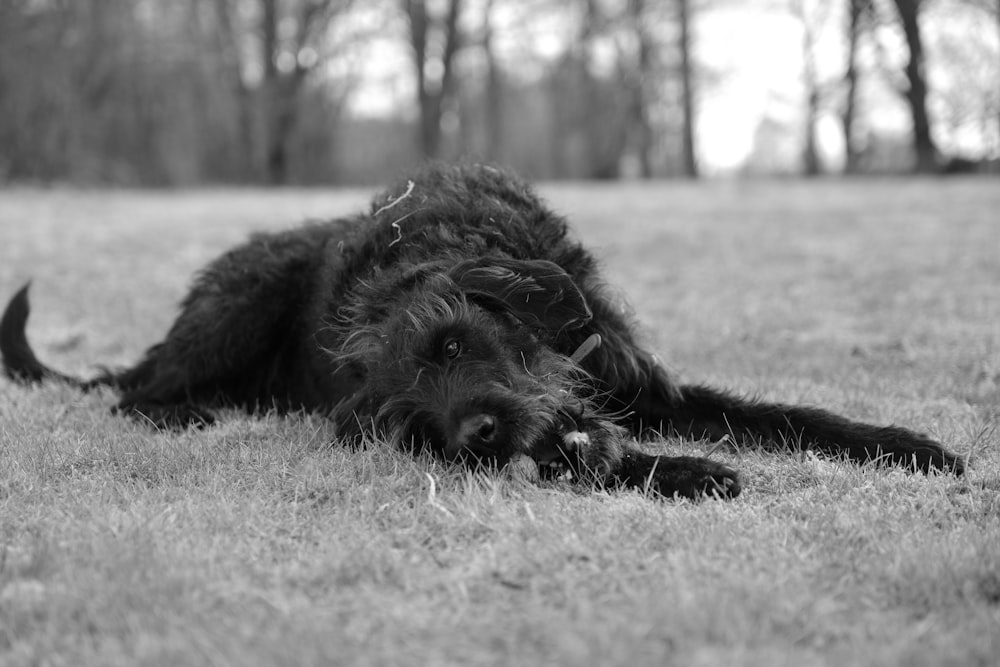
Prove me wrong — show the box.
[0,0,997,186]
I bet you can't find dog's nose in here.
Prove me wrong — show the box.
[454,413,497,448]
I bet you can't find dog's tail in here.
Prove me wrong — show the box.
[1,283,107,389]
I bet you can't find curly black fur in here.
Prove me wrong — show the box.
[0,164,965,499]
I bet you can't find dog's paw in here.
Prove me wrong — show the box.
[533,417,626,482]
[622,453,741,500]
[115,402,216,430]
[551,430,591,480]
[562,420,627,481]
[562,430,590,451]
[877,432,966,475]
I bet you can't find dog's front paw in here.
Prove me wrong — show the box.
[620,452,741,500]
[532,417,627,482]
[562,429,591,451]
[563,420,627,480]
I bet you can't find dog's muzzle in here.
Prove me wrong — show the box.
[447,412,499,457]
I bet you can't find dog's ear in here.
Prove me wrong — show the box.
[449,257,592,333]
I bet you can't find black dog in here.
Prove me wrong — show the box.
[1,164,964,498]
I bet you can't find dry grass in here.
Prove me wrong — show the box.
[1,178,998,666]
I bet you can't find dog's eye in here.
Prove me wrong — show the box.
[443,338,462,359]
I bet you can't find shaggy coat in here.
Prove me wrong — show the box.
[1,165,964,499]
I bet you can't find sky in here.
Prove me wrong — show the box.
[696,7,816,171]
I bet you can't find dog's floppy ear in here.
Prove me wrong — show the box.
[449,257,592,333]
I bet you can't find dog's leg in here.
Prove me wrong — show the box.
[114,365,221,429]
[111,228,339,429]
[613,449,742,499]
[661,383,965,474]
[612,355,964,474]
[570,296,963,476]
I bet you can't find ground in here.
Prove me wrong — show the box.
[0,178,998,666]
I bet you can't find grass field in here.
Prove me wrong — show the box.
[1,178,998,666]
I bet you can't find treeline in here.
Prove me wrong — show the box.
[0,0,997,185]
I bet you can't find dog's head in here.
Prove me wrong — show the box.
[334,257,601,464]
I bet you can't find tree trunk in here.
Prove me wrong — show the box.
[629,0,653,178]
[406,0,462,160]
[678,0,698,178]
[482,0,503,162]
[580,0,612,177]
[260,0,289,184]
[891,0,938,173]
[213,0,256,181]
[634,35,653,179]
[619,0,652,178]
[842,0,864,174]
[261,0,327,184]
[803,89,821,176]
[406,0,432,157]
[795,0,821,176]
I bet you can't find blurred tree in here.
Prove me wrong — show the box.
[841,0,870,174]
[677,0,699,178]
[258,0,356,184]
[0,0,198,183]
[955,0,1000,162]
[791,0,827,176]
[890,0,939,171]
[619,0,656,178]
[0,0,368,185]
[481,0,504,162]
[404,0,464,159]
[548,0,623,178]
[206,0,255,180]
[2,0,993,183]
[584,0,703,179]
